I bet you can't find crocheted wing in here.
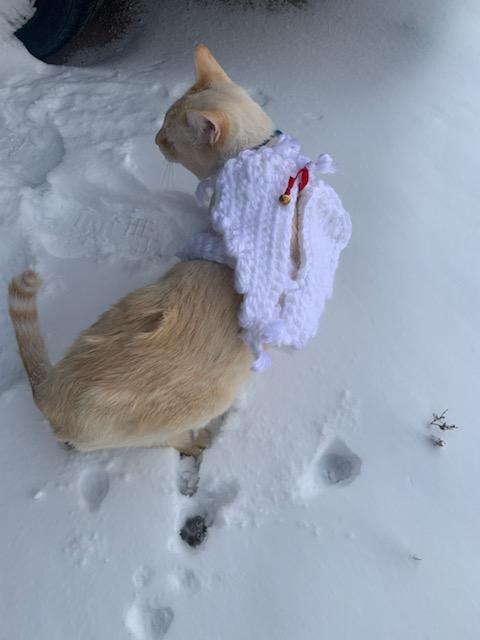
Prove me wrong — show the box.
[211,136,305,363]
[280,174,352,349]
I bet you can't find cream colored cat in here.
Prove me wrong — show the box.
[8,45,276,454]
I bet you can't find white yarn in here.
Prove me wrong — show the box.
[178,134,351,371]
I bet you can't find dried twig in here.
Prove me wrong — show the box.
[437,422,457,431]
[430,409,448,425]
[430,409,458,431]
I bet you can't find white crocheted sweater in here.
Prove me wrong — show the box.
[178,133,351,371]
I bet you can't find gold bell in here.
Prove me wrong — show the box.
[279,193,291,205]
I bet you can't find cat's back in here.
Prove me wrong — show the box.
[41,260,250,426]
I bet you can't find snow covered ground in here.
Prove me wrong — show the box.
[1,0,480,638]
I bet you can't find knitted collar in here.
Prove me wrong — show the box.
[252,129,283,150]
[200,130,283,198]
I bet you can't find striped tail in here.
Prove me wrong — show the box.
[8,270,51,397]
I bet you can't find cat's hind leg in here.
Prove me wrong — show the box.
[165,427,212,457]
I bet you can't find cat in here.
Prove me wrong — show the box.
[8,45,276,454]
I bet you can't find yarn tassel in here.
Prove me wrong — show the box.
[312,153,336,174]
[252,351,272,372]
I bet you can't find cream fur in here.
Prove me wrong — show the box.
[8,45,274,453]
[155,46,274,178]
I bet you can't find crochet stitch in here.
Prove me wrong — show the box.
[178,133,352,372]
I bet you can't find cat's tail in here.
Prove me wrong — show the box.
[8,270,52,397]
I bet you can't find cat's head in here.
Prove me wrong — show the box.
[155,45,274,179]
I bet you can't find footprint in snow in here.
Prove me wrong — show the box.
[177,453,202,498]
[133,565,155,590]
[166,567,200,594]
[298,437,362,499]
[179,479,239,548]
[79,468,110,511]
[319,439,362,486]
[125,600,174,640]
[8,119,66,187]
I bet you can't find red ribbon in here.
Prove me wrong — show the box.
[283,166,310,198]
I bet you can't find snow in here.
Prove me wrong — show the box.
[1,0,480,638]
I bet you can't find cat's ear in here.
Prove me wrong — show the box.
[194,44,231,88]
[186,109,227,144]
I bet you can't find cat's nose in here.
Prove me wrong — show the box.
[155,130,166,146]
